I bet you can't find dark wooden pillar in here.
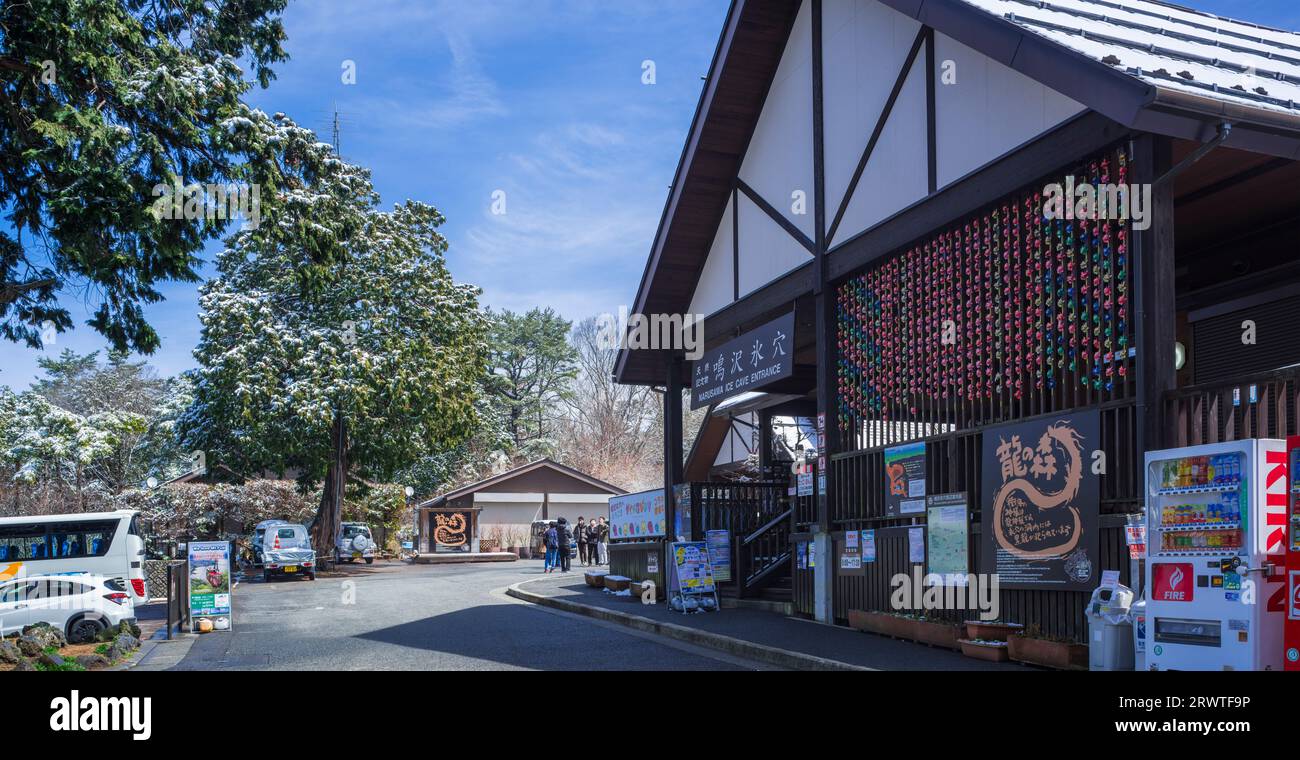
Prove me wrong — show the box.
[663,355,684,540]
[1133,134,1176,458]
[757,408,773,475]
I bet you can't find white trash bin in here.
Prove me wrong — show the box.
[1086,582,1135,671]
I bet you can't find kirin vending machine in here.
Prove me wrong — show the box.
[1144,439,1288,670]
[1286,436,1300,670]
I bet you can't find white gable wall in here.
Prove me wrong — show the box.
[737,0,815,241]
[688,195,735,317]
[934,32,1085,188]
[822,0,923,219]
[682,0,1089,323]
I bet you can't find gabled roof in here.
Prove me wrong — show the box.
[890,0,1300,140]
[616,0,1300,386]
[418,458,626,508]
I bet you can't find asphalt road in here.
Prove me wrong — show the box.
[170,560,762,671]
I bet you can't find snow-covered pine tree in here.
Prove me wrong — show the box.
[179,119,488,558]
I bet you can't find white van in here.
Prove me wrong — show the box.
[0,510,148,604]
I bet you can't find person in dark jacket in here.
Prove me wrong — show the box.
[555,517,572,572]
[575,517,589,566]
[543,521,559,573]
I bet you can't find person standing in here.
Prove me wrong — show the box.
[575,516,589,566]
[543,521,559,573]
[596,517,609,565]
[555,517,572,573]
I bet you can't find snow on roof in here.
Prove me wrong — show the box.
[959,0,1300,116]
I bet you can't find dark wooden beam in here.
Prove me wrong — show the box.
[1133,133,1177,452]
[737,178,817,255]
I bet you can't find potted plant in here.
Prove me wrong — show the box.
[910,612,962,650]
[1007,624,1089,670]
[958,638,1010,662]
[484,525,505,553]
[964,619,1024,641]
[847,609,914,640]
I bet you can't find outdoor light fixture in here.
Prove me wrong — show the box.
[1175,341,1186,371]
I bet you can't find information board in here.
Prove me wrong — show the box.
[705,529,732,582]
[925,492,969,586]
[608,489,665,539]
[188,540,232,632]
[885,442,927,515]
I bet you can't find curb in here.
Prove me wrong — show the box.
[506,578,871,672]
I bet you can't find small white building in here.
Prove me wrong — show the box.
[415,459,625,554]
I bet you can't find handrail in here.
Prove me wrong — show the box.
[742,508,794,546]
[746,548,791,585]
[1164,364,1300,399]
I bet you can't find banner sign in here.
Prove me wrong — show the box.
[188,541,232,631]
[672,483,693,541]
[690,312,795,409]
[926,492,969,586]
[609,489,665,540]
[705,529,732,582]
[862,530,876,563]
[885,442,927,515]
[979,412,1101,590]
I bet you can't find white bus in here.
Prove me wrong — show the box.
[0,510,148,604]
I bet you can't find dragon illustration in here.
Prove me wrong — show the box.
[434,513,468,546]
[992,422,1085,559]
[886,462,908,497]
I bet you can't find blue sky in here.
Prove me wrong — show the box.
[1,0,729,388]
[3,0,1299,389]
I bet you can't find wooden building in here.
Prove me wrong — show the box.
[615,0,1300,639]
[415,459,625,554]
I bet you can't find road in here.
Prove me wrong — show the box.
[167,560,762,670]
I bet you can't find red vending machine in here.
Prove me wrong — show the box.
[1286,436,1300,670]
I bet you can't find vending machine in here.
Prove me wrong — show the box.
[1144,440,1288,671]
[1285,436,1300,670]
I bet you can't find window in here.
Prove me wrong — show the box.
[276,528,297,539]
[0,582,31,604]
[0,520,118,561]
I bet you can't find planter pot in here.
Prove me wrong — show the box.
[507,546,521,557]
[958,639,1010,663]
[910,619,962,650]
[964,621,1024,641]
[847,610,914,640]
[1008,635,1089,670]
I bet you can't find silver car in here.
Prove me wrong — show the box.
[335,522,376,565]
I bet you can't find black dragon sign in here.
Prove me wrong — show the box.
[980,413,1100,590]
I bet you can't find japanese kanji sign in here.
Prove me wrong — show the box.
[979,412,1100,591]
[690,312,795,409]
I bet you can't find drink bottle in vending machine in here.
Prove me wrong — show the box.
[1144,440,1289,670]
[1286,436,1300,670]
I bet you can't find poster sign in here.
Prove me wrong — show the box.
[839,531,862,571]
[672,483,693,541]
[669,542,717,594]
[885,442,927,515]
[908,527,926,563]
[1125,524,1147,560]
[862,530,876,563]
[797,471,813,497]
[925,492,968,586]
[609,489,665,539]
[797,542,808,569]
[705,529,732,582]
[690,312,795,409]
[979,412,1100,591]
[188,540,232,632]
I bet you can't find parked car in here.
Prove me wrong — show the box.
[260,523,316,581]
[0,573,136,643]
[250,519,290,568]
[335,522,376,565]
